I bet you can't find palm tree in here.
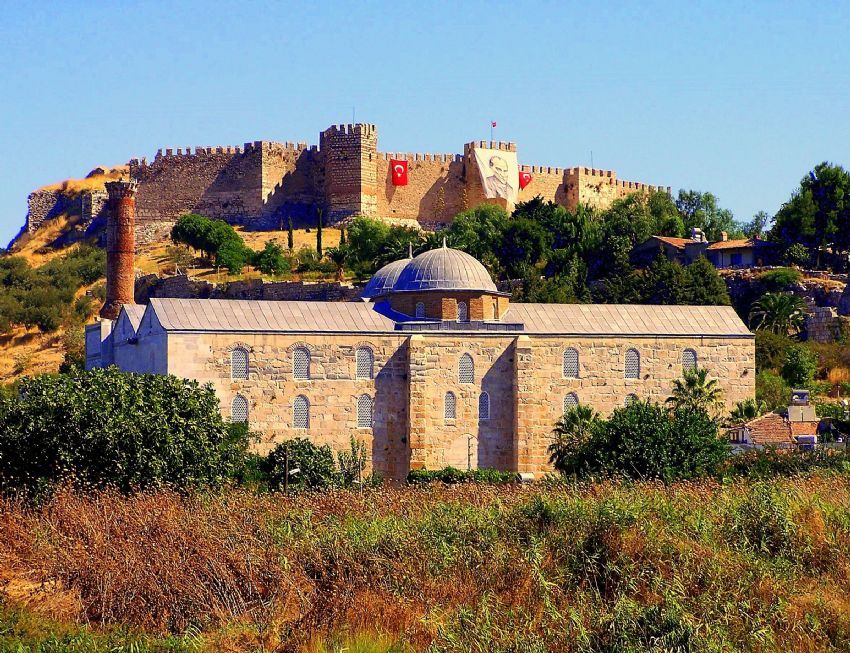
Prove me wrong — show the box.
[728,398,768,424]
[667,367,724,414]
[749,292,808,336]
[548,404,599,474]
[326,246,348,282]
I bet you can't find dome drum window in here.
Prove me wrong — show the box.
[231,395,248,423]
[415,302,426,318]
[457,301,469,322]
[293,395,310,429]
[625,348,641,379]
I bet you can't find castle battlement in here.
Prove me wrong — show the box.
[463,141,517,155]
[520,164,566,175]
[321,123,377,139]
[381,152,462,163]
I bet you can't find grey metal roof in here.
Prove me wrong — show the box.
[361,257,411,299]
[503,304,752,337]
[392,245,498,292]
[120,304,146,331]
[145,297,751,338]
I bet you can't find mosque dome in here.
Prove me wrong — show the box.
[361,255,411,299]
[392,242,497,293]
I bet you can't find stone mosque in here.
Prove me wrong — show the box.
[86,180,755,480]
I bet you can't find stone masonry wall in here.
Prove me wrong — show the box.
[25,190,79,232]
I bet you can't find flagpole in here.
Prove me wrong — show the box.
[490,122,493,142]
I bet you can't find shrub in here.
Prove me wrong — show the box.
[757,371,791,410]
[407,467,517,484]
[755,330,794,372]
[253,241,290,275]
[758,267,803,291]
[265,438,338,489]
[782,344,817,388]
[722,448,850,478]
[0,367,244,495]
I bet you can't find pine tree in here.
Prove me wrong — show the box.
[316,208,323,257]
[684,256,731,305]
[339,226,346,246]
[287,216,294,251]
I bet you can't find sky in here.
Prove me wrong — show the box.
[1,0,849,246]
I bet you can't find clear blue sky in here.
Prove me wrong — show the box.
[2,1,849,246]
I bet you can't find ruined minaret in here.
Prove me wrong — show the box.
[99,179,138,320]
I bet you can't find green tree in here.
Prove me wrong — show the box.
[729,398,768,423]
[287,216,294,251]
[215,239,251,274]
[667,367,724,414]
[325,245,349,281]
[749,292,807,335]
[682,256,731,305]
[253,241,289,275]
[264,438,338,489]
[755,330,795,372]
[547,404,599,474]
[756,371,791,411]
[0,368,244,495]
[771,162,850,268]
[743,210,771,238]
[676,190,740,241]
[781,344,817,388]
[316,207,323,257]
[644,252,688,304]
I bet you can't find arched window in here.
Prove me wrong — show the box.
[357,394,373,428]
[458,301,469,322]
[625,348,640,379]
[562,348,579,378]
[479,392,490,420]
[231,347,249,380]
[625,393,639,407]
[490,302,497,320]
[682,348,697,372]
[444,391,456,421]
[231,394,248,423]
[458,353,474,384]
[356,346,374,380]
[415,302,425,318]
[293,347,310,380]
[563,393,579,413]
[293,395,310,429]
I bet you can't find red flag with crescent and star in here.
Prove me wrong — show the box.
[390,159,408,186]
[519,170,533,190]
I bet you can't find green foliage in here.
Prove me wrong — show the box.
[253,241,290,275]
[316,207,323,257]
[756,371,791,411]
[0,244,106,334]
[722,448,850,479]
[171,214,250,271]
[676,189,740,241]
[406,467,517,484]
[265,438,338,489]
[547,404,600,473]
[667,367,724,413]
[755,329,794,372]
[214,238,252,274]
[781,344,818,388]
[784,242,810,267]
[749,292,808,335]
[551,400,728,481]
[0,367,244,495]
[337,436,367,486]
[287,216,294,251]
[729,398,768,423]
[757,267,802,291]
[771,162,850,268]
[682,256,732,305]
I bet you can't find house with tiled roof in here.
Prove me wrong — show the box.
[634,229,776,268]
[728,390,821,450]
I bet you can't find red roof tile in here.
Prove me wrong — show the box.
[746,413,793,446]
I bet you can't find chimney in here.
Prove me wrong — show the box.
[720,231,728,242]
[99,179,138,320]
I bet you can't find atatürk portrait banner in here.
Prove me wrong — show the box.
[473,148,519,205]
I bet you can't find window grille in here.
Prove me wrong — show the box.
[625,348,640,379]
[563,393,579,413]
[444,392,456,420]
[293,395,310,429]
[625,393,638,407]
[415,302,425,318]
[479,392,490,420]
[458,353,474,384]
[231,395,248,423]
[562,348,579,378]
[682,348,697,372]
[293,347,310,380]
[230,348,249,380]
[458,301,468,322]
[357,394,373,428]
[356,347,374,379]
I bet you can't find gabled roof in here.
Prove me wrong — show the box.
[502,303,751,337]
[707,238,774,251]
[790,421,819,438]
[641,236,691,250]
[119,304,146,331]
[745,413,793,446]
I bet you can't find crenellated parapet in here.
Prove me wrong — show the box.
[381,152,462,163]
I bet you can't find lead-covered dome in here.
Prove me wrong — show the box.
[393,243,497,292]
[361,256,411,299]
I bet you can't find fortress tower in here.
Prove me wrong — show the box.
[100,179,137,320]
[320,124,378,221]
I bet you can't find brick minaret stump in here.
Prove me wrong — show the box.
[100,179,138,319]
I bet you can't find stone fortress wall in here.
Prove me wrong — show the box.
[26,123,670,244]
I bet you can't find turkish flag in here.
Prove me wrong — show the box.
[390,159,408,186]
[519,170,533,190]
